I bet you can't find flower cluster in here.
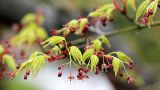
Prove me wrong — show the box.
[136,0,158,25]
[139,9,154,25]
[5,0,148,84]
[37,36,134,83]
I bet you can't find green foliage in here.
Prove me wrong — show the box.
[110,51,133,64]
[99,35,111,47]
[92,39,102,51]
[51,45,62,55]
[2,54,16,71]
[90,55,99,72]
[112,57,122,76]
[136,0,158,24]
[0,44,4,54]
[83,48,94,62]
[136,0,150,20]
[69,46,85,65]
[64,18,89,35]
[21,13,44,25]
[89,3,115,19]
[16,52,48,78]
[11,23,48,46]
[41,36,65,48]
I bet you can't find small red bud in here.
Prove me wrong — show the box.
[16,64,21,69]
[148,9,154,15]
[58,72,62,77]
[101,16,107,26]
[24,75,28,80]
[26,69,30,75]
[127,76,135,84]
[95,67,99,75]
[8,72,15,80]
[68,75,74,81]
[51,29,58,35]
[108,64,113,68]
[82,24,90,33]
[58,65,63,70]
[70,27,76,33]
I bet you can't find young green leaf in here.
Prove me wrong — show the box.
[36,27,48,40]
[79,18,88,31]
[83,48,94,62]
[16,52,48,78]
[110,51,133,64]
[117,51,133,64]
[51,45,62,55]
[0,44,4,54]
[89,4,115,19]
[41,36,65,48]
[92,39,102,51]
[99,35,111,47]
[69,46,85,65]
[136,0,150,20]
[2,54,16,71]
[90,55,99,72]
[112,57,122,76]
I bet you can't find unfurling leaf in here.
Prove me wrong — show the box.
[116,51,133,64]
[99,35,111,47]
[51,45,62,55]
[88,12,101,17]
[112,57,122,76]
[110,51,133,64]
[90,55,99,72]
[36,27,48,40]
[79,18,88,31]
[83,48,94,62]
[136,0,150,20]
[68,19,78,28]
[16,52,48,78]
[92,39,102,51]
[0,44,4,54]
[89,4,115,19]
[2,54,16,71]
[69,46,85,65]
[41,36,65,48]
